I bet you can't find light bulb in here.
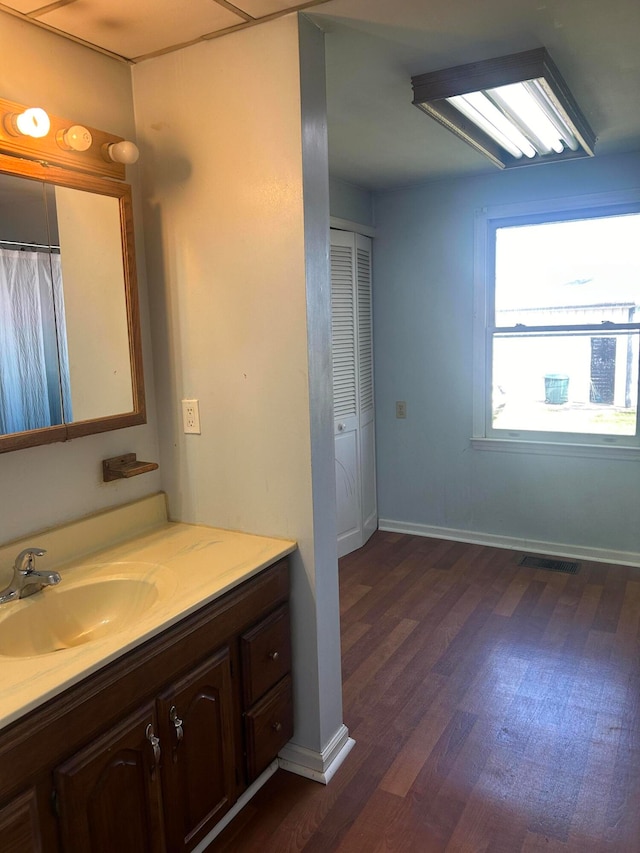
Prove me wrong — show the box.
[6,107,50,138]
[490,83,566,155]
[57,124,93,152]
[103,140,139,165]
[455,92,537,158]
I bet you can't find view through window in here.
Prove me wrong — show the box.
[490,210,640,440]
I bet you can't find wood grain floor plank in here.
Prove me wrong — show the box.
[493,575,531,617]
[332,789,405,852]
[520,830,569,851]
[208,533,640,852]
[566,709,628,850]
[342,617,418,708]
[340,582,372,616]
[340,620,371,655]
[341,552,429,626]
[348,669,449,756]
[456,627,531,718]
[299,732,414,852]
[444,738,530,853]
[615,579,640,641]
[345,584,483,724]
[412,715,495,848]
[379,692,457,797]
[591,565,629,633]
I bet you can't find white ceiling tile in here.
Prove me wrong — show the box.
[1,0,46,11]
[232,0,321,18]
[37,0,245,58]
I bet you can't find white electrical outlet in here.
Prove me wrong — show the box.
[396,401,407,419]
[182,399,201,434]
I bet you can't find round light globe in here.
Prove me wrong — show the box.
[107,140,139,164]
[61,125,93,152]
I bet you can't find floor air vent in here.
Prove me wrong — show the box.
[519,555,580,574]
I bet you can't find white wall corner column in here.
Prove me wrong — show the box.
[133,12,350,788]
[280,13,353,784]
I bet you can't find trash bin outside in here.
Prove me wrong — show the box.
[544,373,569,404]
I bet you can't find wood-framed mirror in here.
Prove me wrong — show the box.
[0,154,145,453]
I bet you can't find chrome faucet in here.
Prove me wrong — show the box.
[0,548,61,605]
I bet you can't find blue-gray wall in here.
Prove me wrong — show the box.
[329,175,374,226]
[373,150,640,561]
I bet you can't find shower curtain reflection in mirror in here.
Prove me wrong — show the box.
[0,247,72,434]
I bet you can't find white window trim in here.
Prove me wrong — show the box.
[472,188,640,459]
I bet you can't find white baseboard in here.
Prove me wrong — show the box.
[278,723,356,785]
[192,760,278,852]
[191,727,355,849]
[378,518,640,568]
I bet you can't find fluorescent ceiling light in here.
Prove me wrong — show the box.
[411,49,596,169]
[449,92,537,159]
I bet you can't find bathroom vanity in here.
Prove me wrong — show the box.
[0,494,295,852]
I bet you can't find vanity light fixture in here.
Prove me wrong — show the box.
[411,48,596,169]
[102,140,140,165]
[0,95,137,180]
[4,106,50,138]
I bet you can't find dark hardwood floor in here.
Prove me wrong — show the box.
[210,531,640,852]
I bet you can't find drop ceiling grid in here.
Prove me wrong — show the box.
[232,0,320,16]
[26,0,245,58]
[0,0,333,60]
[0,0,36,12]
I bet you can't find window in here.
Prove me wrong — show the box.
[473,191,640,456]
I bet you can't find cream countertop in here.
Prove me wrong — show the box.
[0,494,295,731]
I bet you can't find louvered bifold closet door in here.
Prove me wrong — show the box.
[331,231,362,556]
[356,234,377,541]
[331,240,357,424]
[331,229,377,557]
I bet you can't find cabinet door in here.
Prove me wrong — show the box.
[0,788,42,853]
[54,702,166,853]
[158,647,236,853]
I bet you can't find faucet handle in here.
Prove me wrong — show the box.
[14,547,47,572]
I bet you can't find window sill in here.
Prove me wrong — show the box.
[471,437,640,460]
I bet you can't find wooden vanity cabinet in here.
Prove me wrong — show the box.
[0,558,291,853]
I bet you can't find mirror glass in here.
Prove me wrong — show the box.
[0,160,144,452]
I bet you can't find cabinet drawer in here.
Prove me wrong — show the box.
[241,605,291,706]
[244,676,293,782]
